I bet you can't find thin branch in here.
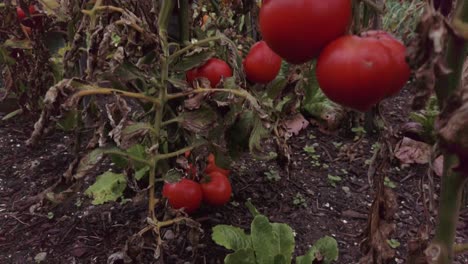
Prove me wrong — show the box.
[72,87,161,106]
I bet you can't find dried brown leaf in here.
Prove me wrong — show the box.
[394,137,433,164]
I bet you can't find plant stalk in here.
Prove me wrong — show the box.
[148,0,176,218]
[427,1,468,263]
[178,0,190,45]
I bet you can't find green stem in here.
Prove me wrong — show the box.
[169,36,222,62]
[73,87,161,106]
[435,1,468,107]
[454,243,468,255]
[352,0,362,34]
[167,87,253,101]
[361,0,385,14]
[427,155,467,263]
[156,143,204,162]
[178,0,190,45]
[103,149,153,166]
[161,117,182,127]
[148,0,175,218]
[428,1,468,263]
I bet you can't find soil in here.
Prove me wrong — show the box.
[1,87,467,264]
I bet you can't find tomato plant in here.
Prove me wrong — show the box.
[316,32,410,112]
[201,171,232,206]
[163,179,203,214]
[186,58,233,88]
[259,0,352,64]
[243,41,282,84]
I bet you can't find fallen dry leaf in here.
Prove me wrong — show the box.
[394,137,432,164]
[433,155,444,177]
[283,113,309,136]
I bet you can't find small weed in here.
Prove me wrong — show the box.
[304,145,321,167]
[387,239,401,249]
[351,126,366,141]
[264,170,281,182]
[328,174,342,187]
[384,177,397,189]
[332,142,343,149]
[293,193,307,207]
[47,212,54,219]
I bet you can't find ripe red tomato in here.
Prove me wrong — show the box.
[201,171,232,206]
[361,30,411,96]
[16,5,37,21]
[316,35,397,112]
[243,41,282,84]
[162,179,202,213]
[186,58,233,88]
[259,0,352,64]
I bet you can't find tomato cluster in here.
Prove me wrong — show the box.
[162,153,232,214]
[257,0,410,112]
[186,40,283,88]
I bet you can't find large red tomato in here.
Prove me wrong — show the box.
[186,58,233,88]
[259,0,352,64]
[201,171,232,206]
[316,35,398,112]
[162,179,202,213]
[361,30,411,96]
[243,41,282,84]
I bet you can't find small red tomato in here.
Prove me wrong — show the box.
[186,58,233,88]
[16,5,37,21]
[162,179,202,213]
[201,172,232,206]
[316,35,396,112]
[243,41,282,84]
[259,0,352,64]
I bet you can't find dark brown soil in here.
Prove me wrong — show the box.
[1,88,467,264]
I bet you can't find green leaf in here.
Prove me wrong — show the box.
[224,248,256,264]
[181,107,218,134]
[273,255,288,264]
[212,225,252,251]
[126,144,148,169]
[56,109,78,131]
[163,169,183,183]
[313,236,339,263]
[296,247,319,264]
[3,39,32,50]
[73,148,107,179]
[122,122,153,138]
[387,239,401,249]
[135,166,150,180]
[84,172,127,205]
[173,50,216,72]
[249,114,270,152]
[266,78,288,99]
[271,223,295,262]
[251,215,279,264]
[245,200,261,217]
[226,110,254,157]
